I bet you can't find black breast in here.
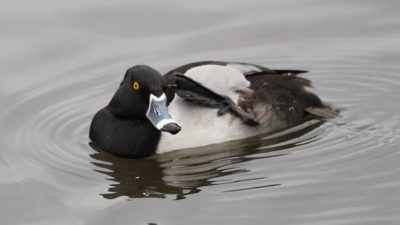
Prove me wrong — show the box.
[89,108,161,158]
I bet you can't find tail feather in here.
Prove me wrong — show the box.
[305,107,339,118]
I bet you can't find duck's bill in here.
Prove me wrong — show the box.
[146,93,181,135]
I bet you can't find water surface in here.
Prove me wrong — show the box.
[1,0,400,224]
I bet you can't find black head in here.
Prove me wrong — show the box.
[107,65,181,134]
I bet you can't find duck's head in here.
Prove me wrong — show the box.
[108,65,181,134]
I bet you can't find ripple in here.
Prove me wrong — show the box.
[0,68,117,189]
[0,38,399,225]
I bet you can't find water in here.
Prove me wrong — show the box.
[1,0,400,224]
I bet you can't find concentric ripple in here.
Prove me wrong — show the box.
[0,38,400,224]
[2,0,400,224]
[0,68,119,190]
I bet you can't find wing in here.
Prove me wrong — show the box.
[174,74,258,125]
[164,61,308,77]
[174,73,226,107]
[164,61,336,120]
[226,63,308,76]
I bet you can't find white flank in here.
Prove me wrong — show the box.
[157,65,260,153]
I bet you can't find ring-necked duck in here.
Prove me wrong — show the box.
[89,61,337,158]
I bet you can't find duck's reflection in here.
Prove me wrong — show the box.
[89,119,322,200]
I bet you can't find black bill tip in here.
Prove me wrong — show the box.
[161,123,181,135]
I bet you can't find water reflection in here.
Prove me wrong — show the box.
[90,119,322,200]
[90,146,189,199]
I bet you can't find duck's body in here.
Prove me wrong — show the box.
[158,64,253,152]
[89,61,337,158]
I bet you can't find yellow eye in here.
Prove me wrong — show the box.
[133,81,140,90]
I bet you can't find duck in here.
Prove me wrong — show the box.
[89,61,337,158]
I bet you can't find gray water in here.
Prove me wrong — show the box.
[1,0,400,224]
